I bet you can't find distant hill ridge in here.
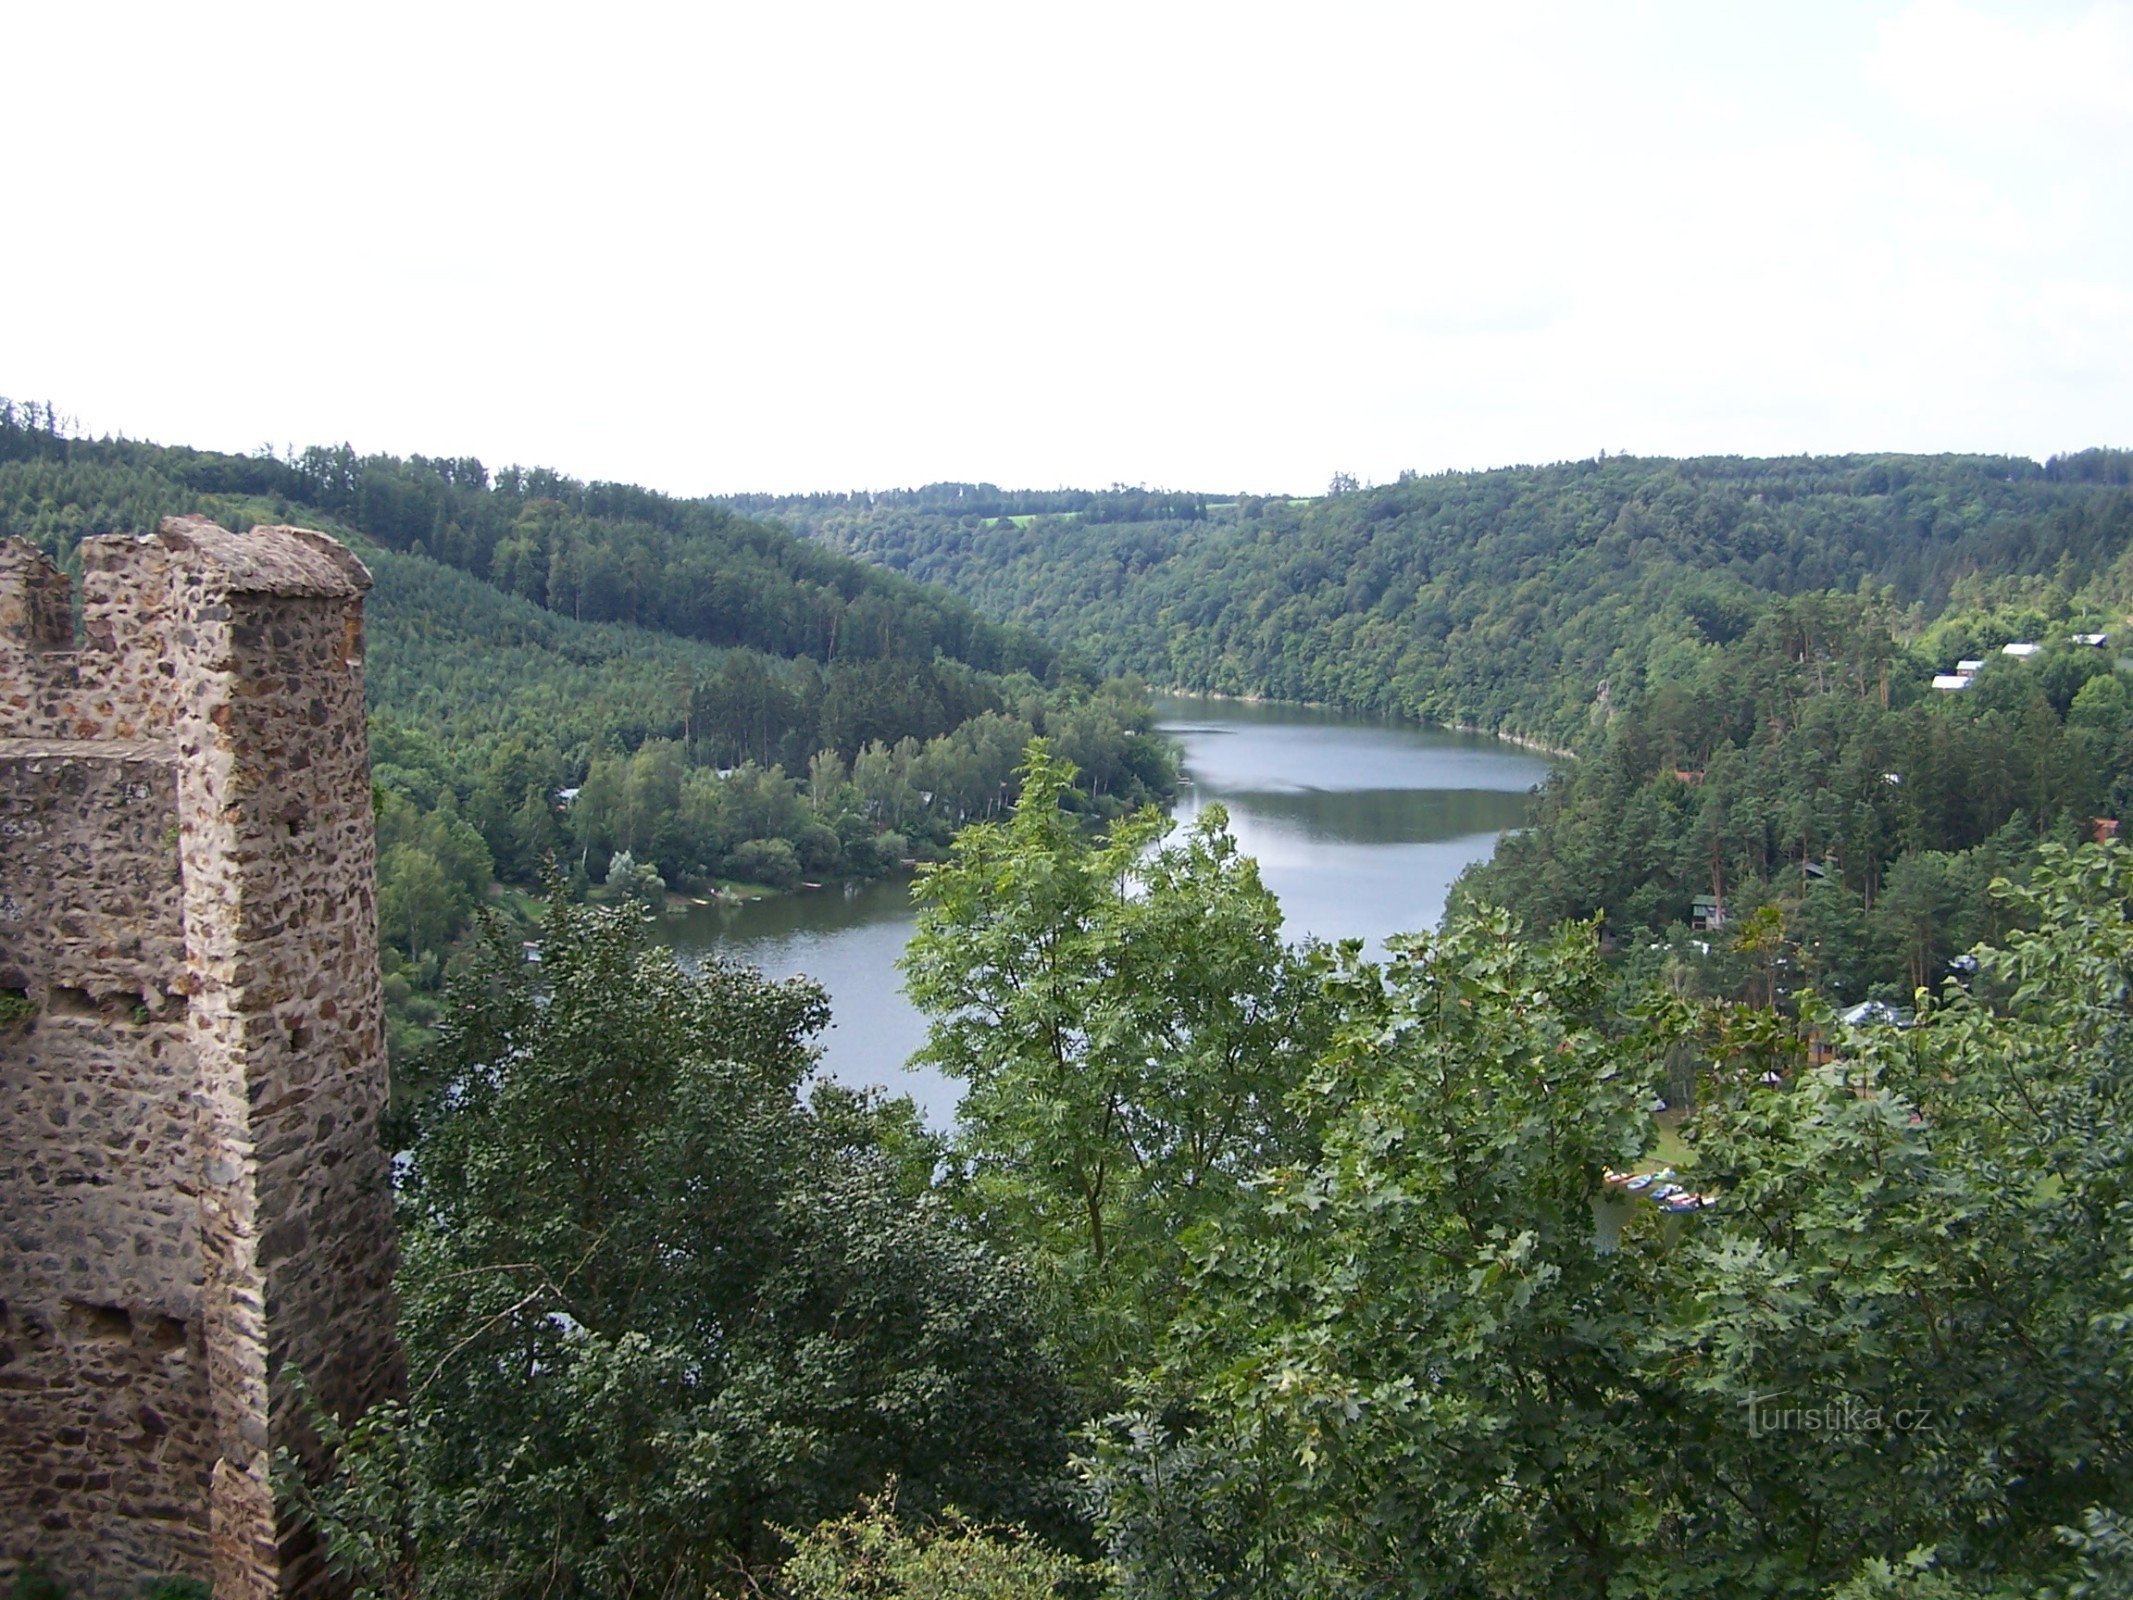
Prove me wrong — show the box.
[750,449,2133,749]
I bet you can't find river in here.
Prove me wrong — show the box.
[662,695,1552,1124]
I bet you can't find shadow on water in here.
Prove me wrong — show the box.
[1200,785,1536,846]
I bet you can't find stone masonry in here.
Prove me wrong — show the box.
[1,519,401,1598]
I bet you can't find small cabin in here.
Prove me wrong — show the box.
[1690,894,1726,932]
[2002,641,2041,658]
[1931,673,1972,691]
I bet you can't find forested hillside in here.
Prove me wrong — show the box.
[0,402,1172,1052]
[0,401,1049,674]
[1460,591,2133,1001]
[309,802,2133,1598]
[758,452,2133,748]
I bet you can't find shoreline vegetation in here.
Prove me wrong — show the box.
[751,455,2133,1012]
[624,692,1571,920]
[586,694,1566,926]
[616,867,917,917]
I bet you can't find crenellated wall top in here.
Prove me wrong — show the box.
[0,519,371,744]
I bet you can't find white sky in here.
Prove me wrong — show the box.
[4,1,2129,497]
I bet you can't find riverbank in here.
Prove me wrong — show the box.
[1447,723,1580,761]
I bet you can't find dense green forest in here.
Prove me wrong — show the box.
[724,480,1211,529]
[1460,592,2133,1001]
[303,781,2133,1598]
[754,452,2133,749]
[0,402,1172,1052]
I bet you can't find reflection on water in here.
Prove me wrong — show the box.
[1162,696,1549,955]
[1155,703,1548,792]
[658,695,1550,1124]
[1203,785,1535,847]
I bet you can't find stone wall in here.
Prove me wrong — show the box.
[1,520,401,1599]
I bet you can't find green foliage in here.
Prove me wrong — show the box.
[1618,844,2133,1594]
[904,742,1332,1401]
[299,894,1077,1597]
[779,1491,1099,1599]
[356,549,1168,1058]
[2052,1508,2133,1599]
[308,823,2133,1599]
[0,401,1050,676]
[1085,855,2133,1597]
[375,786,494,961]
[19,404,2133,1598]
[0,403,1172,1056]
[601,847,667,911]
[0,1566,206,1600]
[728,834,803,891]
[1085,910,1668,1599]
[343,521,1167,902]
[7,1562,66,1600]
[1462,592,2133,1004]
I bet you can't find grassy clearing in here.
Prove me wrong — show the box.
[996,512,1084,528]
[1647,1111,1696,1170]
[485,883,548,924]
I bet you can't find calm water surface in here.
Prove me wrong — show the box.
[662,876,940,1112]
[662,696,1551,1124]
[1162,697,1551,953]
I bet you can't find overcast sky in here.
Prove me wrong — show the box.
[5,1,2128,496]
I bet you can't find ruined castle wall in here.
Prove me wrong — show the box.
[0,541,88,742]
[1,747,214,1585]
[1,521,400,1600]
